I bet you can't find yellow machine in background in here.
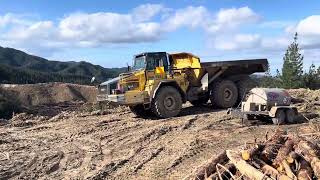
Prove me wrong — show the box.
[98,52,268,118]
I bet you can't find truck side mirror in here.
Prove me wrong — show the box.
[127,65,131,72]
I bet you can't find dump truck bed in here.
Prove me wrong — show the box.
[201,59,268,78]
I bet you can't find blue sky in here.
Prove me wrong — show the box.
[0,0,319,73]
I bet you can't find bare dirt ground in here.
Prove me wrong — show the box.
[0,86,319,180]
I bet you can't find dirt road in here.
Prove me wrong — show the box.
[1,103,319,180]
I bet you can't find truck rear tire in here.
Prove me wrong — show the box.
[130,105,153,118]
[236,78,254,106]
[272,110,285,125]
[151,86,182,118]
[210,80,238,108]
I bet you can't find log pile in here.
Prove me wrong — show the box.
[191,129,320,180]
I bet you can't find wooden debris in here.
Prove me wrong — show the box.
[273,139,294,168]
[254,157,280,179]
[295,140,320,178]
[261,129,287,163]
[241,144,264,161]
[282,159,297,180]
[190,130,320,180]
[286,151,298,164]
[206,163,236,180]
[192,151,228,180]
[297,158,313,180]
[226,150,272,180]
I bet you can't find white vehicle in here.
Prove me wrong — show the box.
[228,88,298,124]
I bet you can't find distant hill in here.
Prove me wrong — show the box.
[0,46,126,84]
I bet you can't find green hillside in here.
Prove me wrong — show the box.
[0,46,126,84]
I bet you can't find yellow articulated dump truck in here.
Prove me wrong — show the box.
[97,52,268,118]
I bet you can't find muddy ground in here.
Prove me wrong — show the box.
[0,87,319,180]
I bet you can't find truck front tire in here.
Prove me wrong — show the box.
[210,80,238,108]
[151,86,182,118]
[130,105,153,118]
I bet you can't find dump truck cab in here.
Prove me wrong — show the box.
[98,52,268,118]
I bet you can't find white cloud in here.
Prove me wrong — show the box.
[259,21,293,29]
[205,7,261,51]
[284,15,320,50]
[296,15,320,36]
[6,21,55,40]
[165,6,209,31]
[213,34,261,50]
[207,6,260,33]
[0,13,34,27]
[59,12,162,43]
[132,4,165,22]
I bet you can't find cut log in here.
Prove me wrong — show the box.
[296,140,320,157]
[261,129,287,163]
[279,174,293,180]
[297,158,313,180]
[282,159,297,180]
[295,140,320,178]
[226,150,272,180]
[273,139,294,168]
[192,151,228,180]
[241,144,265,161]
[253,157,280,179]
[286,151,298,164]
[206,163,236,180]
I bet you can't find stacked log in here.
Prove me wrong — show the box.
[190,130,320,180]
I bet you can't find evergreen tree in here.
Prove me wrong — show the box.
[303,63,318,89]
[281,33,304,88]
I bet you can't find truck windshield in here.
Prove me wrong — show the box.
[132,56,145,70]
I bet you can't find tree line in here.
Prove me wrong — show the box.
[260,33,320,89]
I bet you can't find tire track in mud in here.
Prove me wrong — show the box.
[133,147,164,173]
[120,125,175,149]
[99,123,145,146]
[87,147,143,179]
[91,123,179,178]
[24,125,51,133]
[180,115,198,130]
[166,139,207,171]
[11,151,64,179]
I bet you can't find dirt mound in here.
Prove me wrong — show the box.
[288,88,320,102]
[288,89,320,116]
[0,83,97,107]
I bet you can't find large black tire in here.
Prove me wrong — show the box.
[236,78,255,106]
[209,80,238,108]
[285,109,296,123]
[236,79,250,105]
[151,86,182,118]
[129,105,153,118]
[190,95,209,107]
[244,114,255,120]
[272,110,286,125]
